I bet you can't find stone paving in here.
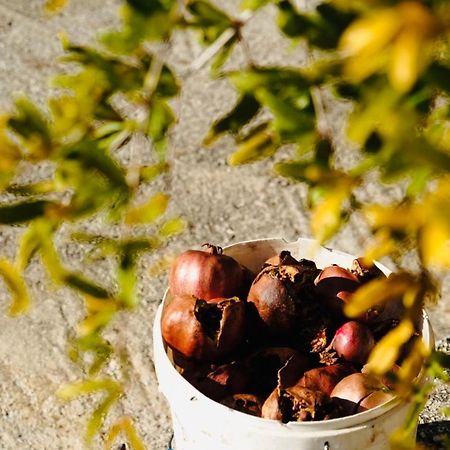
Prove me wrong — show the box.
[0,1,448,449]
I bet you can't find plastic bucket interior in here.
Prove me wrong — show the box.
[153,237,435,450]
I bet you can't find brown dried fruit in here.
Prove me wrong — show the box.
[247,347,309,396]
[183,361,248,401]
[262,385,340,422]
[248,260,319,335]
[351,258,386,283]
[221,394,263,417]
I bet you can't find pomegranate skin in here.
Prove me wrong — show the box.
[169,245,245,300]
[332,321,375,365]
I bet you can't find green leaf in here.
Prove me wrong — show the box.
[64,273,110,299]
[256,89,315,141]
[118,249,138,308]
[17,223,42,271]
[100,5,175,54]
[0,258,30,315]
[127,0,176,15]
[210,34,238,76]
[63,140,129,190]
[0,200,53,224]
[8,97,53,157]
[229,68,310,95]
[125,192,169,224]
[241,0,272,10]
[187,1,233,45]
[156,64,180,98]
[147,99,176,155]
[204,94,260,145]
[277,1,355,49]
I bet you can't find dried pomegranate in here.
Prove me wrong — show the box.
[247,259,319,336]
[183,361,248,401]
[262,385,340,422]
[221,394,263,417]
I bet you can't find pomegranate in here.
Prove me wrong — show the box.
[330,373,391,414]
[169,244,248,300]
[297,364,355,396]
[247,259,319,336]
[332,321,375,365]
[161,295,245,361]
[314,265,360,317]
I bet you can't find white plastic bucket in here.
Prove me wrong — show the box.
[153,237,435,450]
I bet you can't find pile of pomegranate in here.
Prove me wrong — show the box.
[161,244,417,422]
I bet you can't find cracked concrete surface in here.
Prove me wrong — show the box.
[0,1,448,449]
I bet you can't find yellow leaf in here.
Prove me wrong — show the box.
[228,130,275,165]
[77,311,116,337]
[420,219,450,268]
[0,258,30,315]
[340,8,399,55]
[366,203,424,231]
[45,0,68,13]
[396,339,429,396]
[366,319,415,375]
[345,272,416,318]
[104,416,146,450]
[311,180,355,243]
[57,378,121,400]
[364,229,397,262]
[389,30,425,92]
[125,193,169,225]
[159,217,186,238]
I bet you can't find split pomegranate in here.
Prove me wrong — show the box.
[161,295,245,361]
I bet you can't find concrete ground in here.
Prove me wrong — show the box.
[0,1,448,449]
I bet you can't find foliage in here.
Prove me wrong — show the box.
[0,0,449,448]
